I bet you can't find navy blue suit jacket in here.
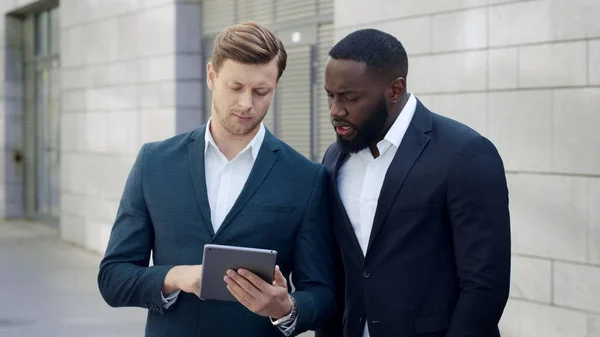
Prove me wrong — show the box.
[319,101,511,337]
[98,126,337,337]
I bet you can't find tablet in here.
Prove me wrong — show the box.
[199,244,278,302]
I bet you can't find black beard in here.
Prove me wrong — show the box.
[335,97,388,154]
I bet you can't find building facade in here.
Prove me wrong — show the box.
[1,0,599,336]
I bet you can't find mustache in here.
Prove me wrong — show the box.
[331,118,358,129]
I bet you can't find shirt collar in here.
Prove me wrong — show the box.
[356,93,417,161]
[204,118,265,160]
[383,93,417,148]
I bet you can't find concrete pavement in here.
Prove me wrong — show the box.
[0,220,146,336]
[0,220,314,337]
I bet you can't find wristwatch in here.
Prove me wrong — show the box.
[271,295,297,326]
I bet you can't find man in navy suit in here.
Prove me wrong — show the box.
[98,22,337,337]
[318,29,511,337]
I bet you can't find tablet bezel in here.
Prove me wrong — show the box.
[199,244,278,302]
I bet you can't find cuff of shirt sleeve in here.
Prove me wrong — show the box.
[275,315,297,336]
[160,290,180,309]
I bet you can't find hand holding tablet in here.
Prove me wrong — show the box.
[199,244,294,320]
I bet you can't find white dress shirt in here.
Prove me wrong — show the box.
[161,119,296,335]
[204,119,265,232]
[337,94,417,337]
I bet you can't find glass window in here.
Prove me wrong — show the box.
[35,8,59,56]
[49,7,60,55]
[35,11,49,56]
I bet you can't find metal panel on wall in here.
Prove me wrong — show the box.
[276,45,312,158]
[318,0,334,16]
[317,22,335,158]
[275,0,316,22]
[202,0,236,35]
[237,0,273,26]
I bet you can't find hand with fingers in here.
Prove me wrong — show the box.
[224,265,294,320]
[162,265,203,297]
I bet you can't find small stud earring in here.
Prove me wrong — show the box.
[392,99,397,105]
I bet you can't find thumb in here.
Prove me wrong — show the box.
[273,265,287,288]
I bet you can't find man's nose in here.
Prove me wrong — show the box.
[329,101,345,118]
[238,91,252,110]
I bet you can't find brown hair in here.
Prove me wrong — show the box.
[211,21,287,79]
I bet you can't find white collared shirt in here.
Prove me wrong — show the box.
[163,119,297,335]
[204,118,265,232]
[337,94,417,337]
[203,119,296,335]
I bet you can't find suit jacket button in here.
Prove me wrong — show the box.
[363,270,371,278]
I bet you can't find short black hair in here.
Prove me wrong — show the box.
[329,28,408,80]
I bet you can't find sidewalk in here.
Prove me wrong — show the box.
[0,221,314,337]
[0,220,145,337]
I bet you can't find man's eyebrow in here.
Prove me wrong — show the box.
[229,80,273,90]
[324,86,355,95]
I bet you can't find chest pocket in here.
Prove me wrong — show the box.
[222,200,298,250]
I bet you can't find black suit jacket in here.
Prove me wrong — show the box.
[318,100,511,337]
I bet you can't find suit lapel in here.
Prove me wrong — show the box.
[331,146,365,265]
[366,102,432,255]
[188,126,215,236]
[212,130,279,241]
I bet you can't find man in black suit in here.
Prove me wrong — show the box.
[318,29,511,337]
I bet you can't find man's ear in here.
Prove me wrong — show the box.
[389,76,406,102]
[207,62,217,91]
